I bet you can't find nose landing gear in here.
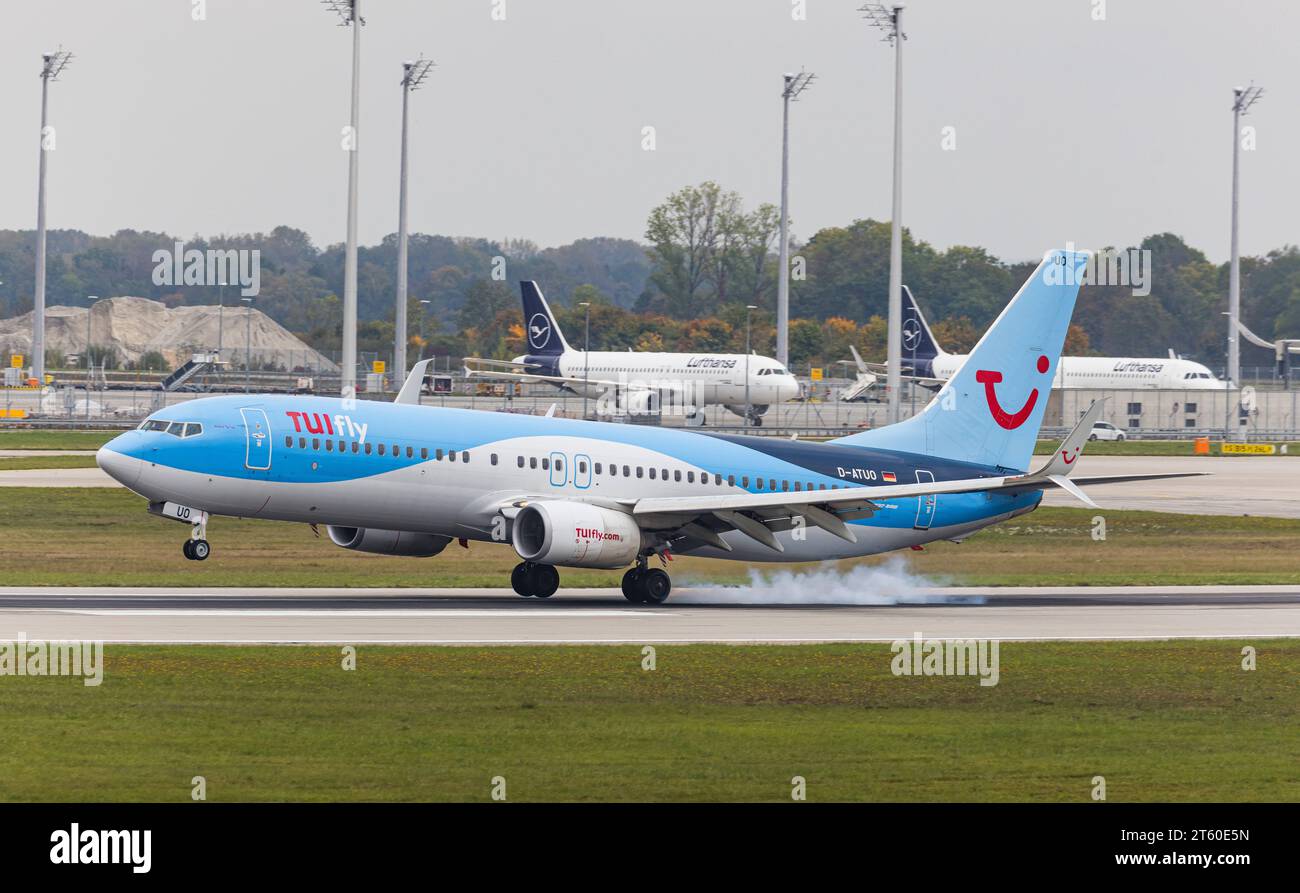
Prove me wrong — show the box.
[511,562,560,599]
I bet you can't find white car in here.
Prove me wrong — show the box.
[1088,421,1127,442]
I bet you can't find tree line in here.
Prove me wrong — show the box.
[1,179,1297,370]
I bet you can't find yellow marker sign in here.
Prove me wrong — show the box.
[810,367,823,381]
[9,355,22,368]
[372,360,386,374]
[1221,442,1276,455]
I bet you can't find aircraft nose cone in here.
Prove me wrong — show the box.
[96,445,141,488]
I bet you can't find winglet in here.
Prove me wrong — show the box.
[395,359,435,405]
[1035,399,1105,478]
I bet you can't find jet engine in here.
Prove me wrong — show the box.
[327,526,451,557]
[512,502,642,568]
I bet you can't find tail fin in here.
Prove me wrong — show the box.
[520,281,570,356]
[834,249,1090,472]
[901,285,943,362]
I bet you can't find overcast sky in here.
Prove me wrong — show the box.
[2,0,1294,263]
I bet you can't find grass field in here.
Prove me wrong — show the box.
[0,455,98,470]
[2,486,1299,586]
[0,430,118,451]
[0,642,1293,802]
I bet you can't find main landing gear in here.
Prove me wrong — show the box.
[182,515,210,561]
[621,559,671,605]
[511,562,560,599]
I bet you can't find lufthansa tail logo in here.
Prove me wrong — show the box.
[528,313,551,350]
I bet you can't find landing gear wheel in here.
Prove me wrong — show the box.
[752,416,763,427]
[511,563,534,597]
[639,568,672,604]
[621,568,645,603]
[532,565,560,599]
[190,539,210,561]
[182,541,194,560]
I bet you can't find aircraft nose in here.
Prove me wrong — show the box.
[96,442,142,488]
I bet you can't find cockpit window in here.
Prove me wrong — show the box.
[138,418,203,437]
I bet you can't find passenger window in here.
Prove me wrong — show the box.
[491,453,498,465]
[326,440,334,452]
[364,443,372,455]
[285,436,293,448]
[770,479,777,491]
[530,457,537,469]
[312,438,320,450]
[517,456,525,468]
[661,468,668,480]
[448,451,456,462]
[437,449,444,460]
[462,452,469,463]
[674,470,682,482]
[623,465,630,476]
[352,442,359,453]
[594,462,602,474]
[727,475,735,486]
[757,478,764,490]
[406,446,413,458]
[392,444,399,457]
[610,464,617,476]
[648,468,656,479]
[421,448,428,460]
[378,444,386,456]
[579,460,588,473]
[636,467,644,479]
[782,480,789,491]
[555,458,563,471]
[715,474,722,485]
[542,458,550,470]
[687,471,695,483]
[299,437,307,449]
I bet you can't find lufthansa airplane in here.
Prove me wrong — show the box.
[97,250,1200,604]
[892,286,1225,390]
[465,282,800,425]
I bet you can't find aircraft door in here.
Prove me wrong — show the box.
[549,451,568,487]
[241,407,272,471]
[914,469,936,529]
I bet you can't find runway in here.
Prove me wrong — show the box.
[0,585,1296,644]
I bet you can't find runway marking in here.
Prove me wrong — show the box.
[53,609,672,618]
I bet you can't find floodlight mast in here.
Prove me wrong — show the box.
[323,0,365,397]
[32,47,73,388]
[862,3,906,423]
[394,56,434,385]
[1228,83,1263,391]
[776,69,815,369]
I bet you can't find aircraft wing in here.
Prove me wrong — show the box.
[623,402,1206,552]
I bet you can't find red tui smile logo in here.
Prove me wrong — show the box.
[975,355,1049,430]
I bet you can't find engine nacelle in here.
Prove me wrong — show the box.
[327,526,451,557]
[512,502,642,569]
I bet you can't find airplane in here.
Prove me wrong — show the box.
[464,282,800,426]
[860,285,1227,391]
[96,249,1203,605]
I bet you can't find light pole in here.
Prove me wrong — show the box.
[579,301,591,419]
[862,3,905,423]
[745,304,757,427]
[84,295,100,419]
[418,299,431,359]
[84,295,100,377]
[1228,84,1263,390]
[242,296,255,393]
[324,0,365,398]
[33,47,73,388]
[777,71,815,369]
[395,56,435,386]
[217,278,226,357]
